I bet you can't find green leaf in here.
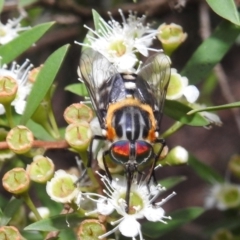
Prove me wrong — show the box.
[92,9,106,33]
[142,207,204,238]
[206,0,240,25]
[65,83,89,97]
[0,0,4,13]
[181,21,240,84]
[24,213,85,231]
[164,100,209,126]
[188,154,224,183]
[0,198,23,226]
[188,101,240,115]
[20,44,69,125]
[0,22,54,64]
[159,176,186,189]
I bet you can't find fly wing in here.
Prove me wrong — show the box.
[79,49,118,126]
[137,52,171,129]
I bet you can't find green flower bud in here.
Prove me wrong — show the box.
[6,126,34,154]
[154,143,169,161]
[0,226,23,240]
[2,168,30,194]
[26,155,55,183]
[31,101,49,125]
[160,146,188,166]
[0,128,15,161]
[211,228,233,240]
[65,122,92,151]
[0,76,18,104]
[157,23,187,56]
[28,65,43,83]
[77,219,106,240]
[228,155,240,179]
[64,103,93,124]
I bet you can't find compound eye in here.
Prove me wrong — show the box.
[136,140,153,163]
[110,140,130,163]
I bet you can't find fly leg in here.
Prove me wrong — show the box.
[146,138,166,186]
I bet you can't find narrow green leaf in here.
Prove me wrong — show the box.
[188,101,240,115]
[20,44,69,125]
[21,231,42,240]
[24,213,85,231]
[159,176,186,189]
[142,207,204,238]
[0,0,4,13]
[181,21,240,84]
[92,9,106,33]
[0,22,54,64]
[188,154,224,183]
[206,0,240,25]
[164,100,209,126]
[0,198,23,226]
[64,83,89,97]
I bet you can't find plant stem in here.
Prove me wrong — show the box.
[3,103,14,128]
[161,121,184,138]
[48,104,60,139]
[22,192,42,221]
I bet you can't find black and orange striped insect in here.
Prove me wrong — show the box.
[79,49,171,212]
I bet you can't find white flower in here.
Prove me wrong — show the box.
[46,169,80,203]
[205,182,240,210]
[0,58,33,114]
[0,12,31,45]
[76,9,159,73]
[85,173,176,240]
[166,68,199,103]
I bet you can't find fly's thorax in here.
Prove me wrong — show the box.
[105,98,157,143]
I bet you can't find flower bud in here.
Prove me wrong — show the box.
[157,23,187,56]
[65,122,92,151]
[0,76,18,104]
[154,143,169,161]
[77,219,106,240]
[28,65,43,83]
[26,155,55,183]
[6,126,34,154]
[160,146,188,166]
[46,170,79,203]
[228,155,240,179]
[31,101,49,125]
[0,226,23,240]
[211,228,233,240]
[64,103,93,124]
[0,128,15,161]
[2,168,30,194]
